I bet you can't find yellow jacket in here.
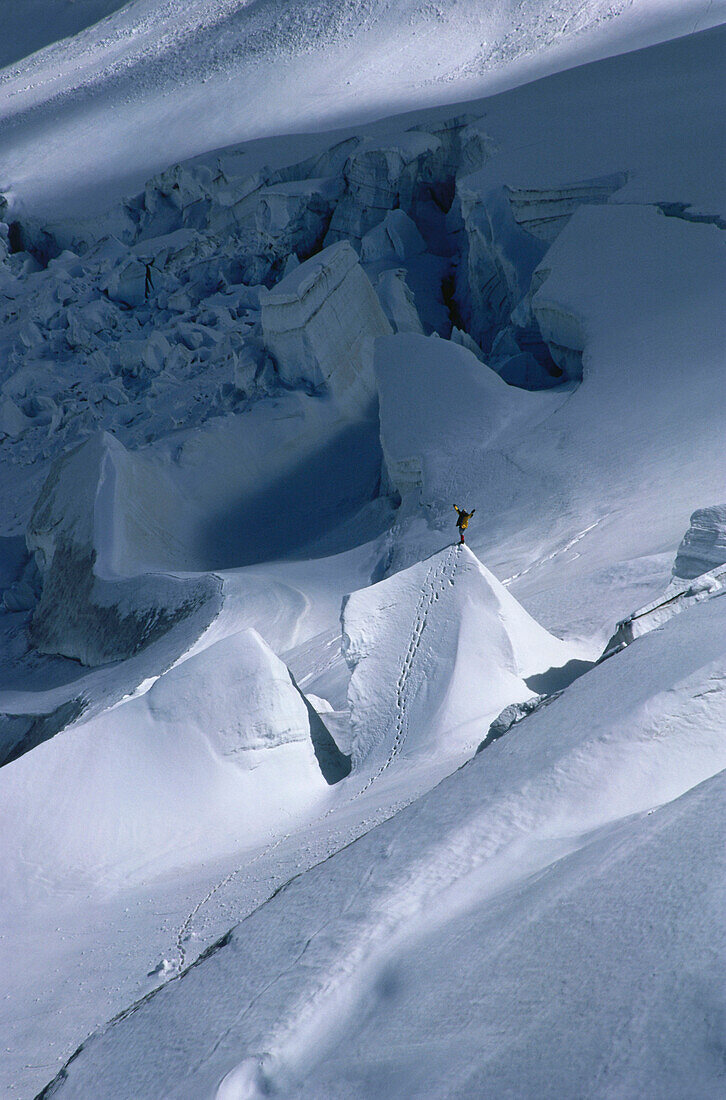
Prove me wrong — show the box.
[454,505,475,530]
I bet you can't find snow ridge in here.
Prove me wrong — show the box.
[354,543,460,791]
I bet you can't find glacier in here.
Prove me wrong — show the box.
[0,5,725,1099]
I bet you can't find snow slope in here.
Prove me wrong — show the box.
[2,542,574,1096]
[1,1,724,215]
[40,592,726,1099]
[0,0,129,70]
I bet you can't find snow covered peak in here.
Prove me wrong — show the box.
[343,544,575,770]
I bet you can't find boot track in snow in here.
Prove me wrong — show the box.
[172,544,461,971]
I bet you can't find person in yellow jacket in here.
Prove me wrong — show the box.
[453,504,475,544]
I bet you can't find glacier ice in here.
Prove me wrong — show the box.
[260,241,392,409]
[26,431,221,665]
[673,505,726,581]
[451,173,627,381]
[374,269,424,334]
[324,132,443,247]
[359,209,426,264]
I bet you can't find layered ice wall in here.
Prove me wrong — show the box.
[451,172,627,380]
[260,241,392,411]
[673,505,726,580]
[324,131,447,247]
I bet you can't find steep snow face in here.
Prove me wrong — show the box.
[374,333,531,503]
[0,628,337,895]
[20,393,385,665]
[427,201,726,636]
[528,204,726,522]
[343,545,575,768]
[28,431,188,578]
[1,1,722,215]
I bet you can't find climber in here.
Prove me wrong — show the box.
[144,263,154,300]
[453,505,475,544]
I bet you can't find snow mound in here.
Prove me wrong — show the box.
[342,544,575,769]
[0,628,345,890]
[41,592,726,1100]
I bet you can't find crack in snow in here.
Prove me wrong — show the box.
[502,519,602,586]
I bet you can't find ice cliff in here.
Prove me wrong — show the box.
[260,241,391,410]
[673,505,726,581]
[27,431,222,665]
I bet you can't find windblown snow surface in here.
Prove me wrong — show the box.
[1,2,726,1098]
